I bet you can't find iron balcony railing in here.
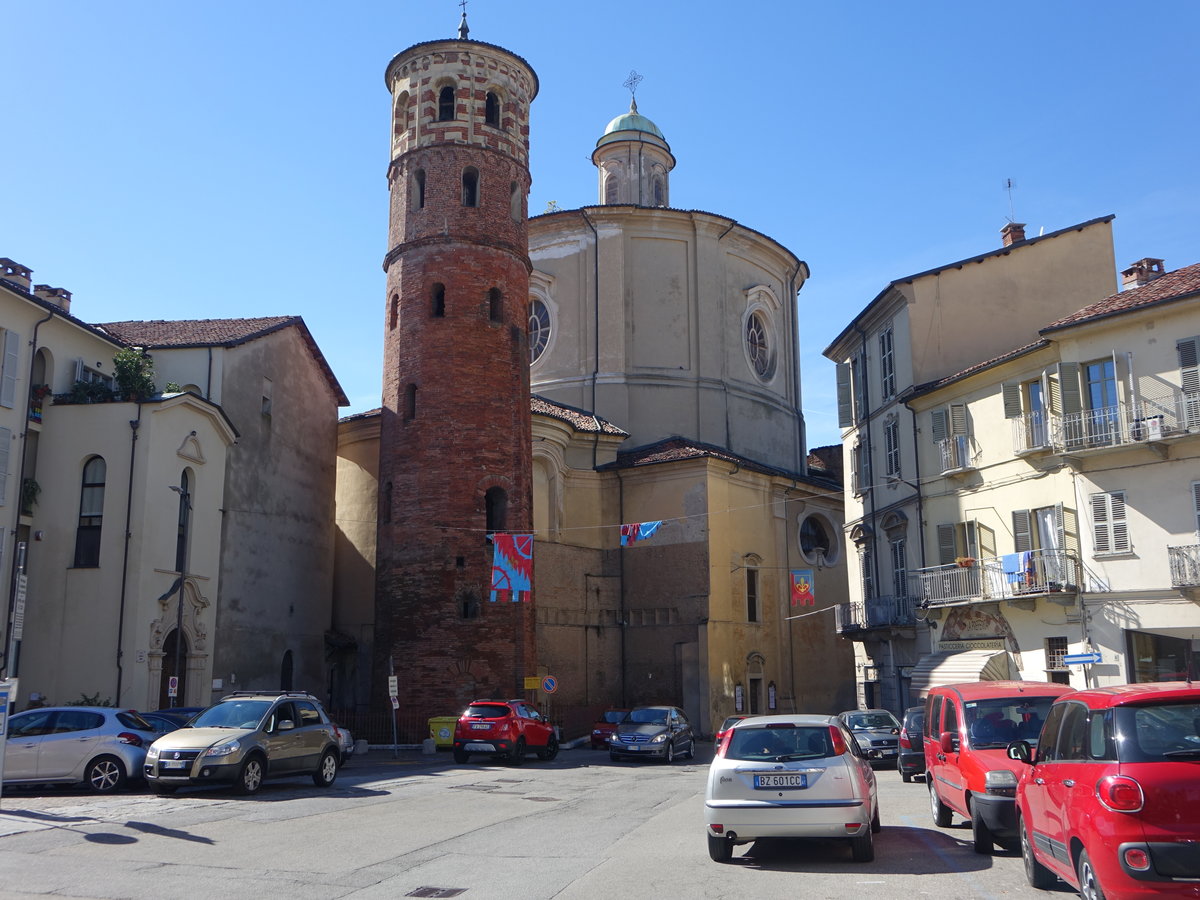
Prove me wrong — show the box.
[913,549,1081,607]
[1012,393,1199,455]
[1169,544,1200,588]
[835,595,918,633]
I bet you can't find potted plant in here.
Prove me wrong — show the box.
[954,556,976,568]
[113,346,157,401]
[21,477,40,515]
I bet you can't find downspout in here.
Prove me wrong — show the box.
[787,260,803,472]
[206,347,213,399]
[581,209,601,469]
[853,324,880,594]
[115,408,142,704]
[4,309,54,679]
[715,220,737,450]
[901,396,928,571]
[616,467,628,708]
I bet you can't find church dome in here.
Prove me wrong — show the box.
[602,105,664,140]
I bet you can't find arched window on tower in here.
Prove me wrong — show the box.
[462,167,479,207]
[412,169,425,210]
[404,384,417,421]
[485,91,500,127]
[438,86,456,122]
[488,288,503,322]
[509,181,521,222]
[431,283,445,317]
[74,455,106,567]
[604,172,618,204]
[389,293,399,330]
[395,91,410,134]
[485,486,508,533]
[653,175,665,207]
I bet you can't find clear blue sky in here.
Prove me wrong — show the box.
[4,1,1197,452]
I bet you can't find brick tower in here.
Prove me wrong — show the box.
[377,22,539,725]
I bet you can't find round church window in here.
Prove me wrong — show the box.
[745,312,772,380]
[798,513,838,565]
[528,298,551,365]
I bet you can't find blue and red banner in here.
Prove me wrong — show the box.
[489,533,533,602]
[620,521,663,546]
[790,569,815,607]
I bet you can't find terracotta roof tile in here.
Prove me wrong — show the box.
[531,395,627,435]
[1041,261,1200,332]
[606,436,840,491]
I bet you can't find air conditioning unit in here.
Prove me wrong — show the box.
[1133,416,1164,441]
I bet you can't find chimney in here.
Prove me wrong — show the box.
[1121,258,1166,290]
[1000,222,1026,247]
[33,284,72,314]
[0,257,33,291]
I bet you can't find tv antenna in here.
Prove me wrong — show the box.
[1004,178,1017,223]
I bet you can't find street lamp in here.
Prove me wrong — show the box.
[168,483,191,708]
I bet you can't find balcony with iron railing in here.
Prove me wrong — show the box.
[1011,394,1199,455]
[1169,544,1200,589]
[937,434,971,474]
[835,594,918,635]
[912,549,1082,608]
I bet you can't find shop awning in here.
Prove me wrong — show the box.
[908,648,1014,697]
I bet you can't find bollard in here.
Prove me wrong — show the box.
[421,737,437,755]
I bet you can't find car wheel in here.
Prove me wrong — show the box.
[1077,850,1107,900]
[537,734,559,761]
[312,749,338,788]
[901,770,913,783]
[609,751,620,762]
[971,802,994,854]
[929,780,952,827]
[453,748,469,764]
[871,803,881,834]
[234,755,264,795]
[1020,813,1056,889]
[85,756,126,794]
[510,737,526,766]
[150,784,177,796]
[850,826,875,862]
[664,741,675,764]
[707,832,733,863]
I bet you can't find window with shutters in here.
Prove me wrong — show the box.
[0,329,19,409]
[1090,490,1130,555]
[879,327,895,399]
[1011,504,1079,588]
[937,520,995,564]
[1179,337,1200,429]
[931,403,971,471]
[859,545,875,601]
[890,538,908,599]
[1003,377,1049,451]
[1192,481,1200,536]
[884,416,900,477]
[852,439,871,495]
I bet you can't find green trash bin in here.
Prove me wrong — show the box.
[429,716,458,749]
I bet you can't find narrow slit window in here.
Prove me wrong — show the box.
[462,167,479,207]
[389,293,399,330]
[485,486,508,532]
[438,86,455,122]
[404,384,417,421]
[489,288,503,322]
[432,283,445,317]
[413,169,425,210]
[485,91,500,127]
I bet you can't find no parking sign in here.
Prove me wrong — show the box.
[541,675,558,694]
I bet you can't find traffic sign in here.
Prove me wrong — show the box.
[168,676,179,697]
[388,675,398,696]
[1062,652,1102,665]
[541,675,558,694]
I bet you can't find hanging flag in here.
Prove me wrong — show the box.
[489,533,534,602]
[790,569,815,607]
[620,521,663,546]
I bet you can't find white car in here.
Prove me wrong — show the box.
[704,713,880,863]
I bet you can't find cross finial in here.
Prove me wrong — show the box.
[457,0,469,39]
[623,70,643,113]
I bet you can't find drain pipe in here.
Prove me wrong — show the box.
[616,467,628,708]
[581,209,601,469]
[114,409,142,704]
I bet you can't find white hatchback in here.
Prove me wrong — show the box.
[704,713,880,863]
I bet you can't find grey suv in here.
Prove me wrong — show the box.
[144,691,341,795]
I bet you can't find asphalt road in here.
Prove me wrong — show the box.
[0,743,1072,899]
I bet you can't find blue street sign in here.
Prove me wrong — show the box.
[1062,652,1102,665]
[542,675,558,694]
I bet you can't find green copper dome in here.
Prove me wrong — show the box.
[602,99,664,139]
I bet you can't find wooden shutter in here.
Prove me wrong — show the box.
[1192,482,1200,535]
[1002,382,1022,419]
[931,408,948,443]
[975,522,996,560]
[1056,503,1080,556]
[1012,509,1032,553]
[949,403,968,437]
[1058,362,1082,415]
[0,331,19,409]
[937,523,957,565]
[836,362,853,428]
[1179,337,1199,428]
[1091,491,1129,554]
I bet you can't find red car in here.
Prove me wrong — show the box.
[1011,682,1200,898]
[590,708,630,749]
[452,699,559,765]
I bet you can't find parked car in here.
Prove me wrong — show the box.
[452,699,558,765]
[4,706,159,793]
[590,708,630,749]
[144,691,342,795]
[714,715,747,745]
[138,707,206,734]
[898,705,925,782]
[705,713,880,863]
[1010,681,1200,898]
[609,705,695,763]
[925,680,1075,853]
[331,721,354,764]
[838,708,902,766]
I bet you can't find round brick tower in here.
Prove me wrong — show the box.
[377,28,538,725]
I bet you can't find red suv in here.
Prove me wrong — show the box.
[452,699,559,765]
[1010,682,1200,898]
[925,681,1075,853]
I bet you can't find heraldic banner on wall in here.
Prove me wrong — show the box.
[489,533,533,602]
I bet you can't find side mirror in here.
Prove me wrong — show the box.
[939,731,958,754]
[278,719,295,732]
[1006,739,1032,764]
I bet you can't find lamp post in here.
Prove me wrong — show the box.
[168,483,191,708]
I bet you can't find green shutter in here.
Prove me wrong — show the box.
[937,523,957,565]
[1002,383,1022,419]
[836,362,853,428]
[931,409,948,443]
[1012,509,1032,553]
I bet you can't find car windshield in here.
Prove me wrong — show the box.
[846,713,898,730]
[903,710,925,732]
[626,708,668,725]
[601,710,626,725]
[964,696,1059,748]
[191,700,272,729]
[727,725,834,761]
[464,704,510,719]
[1117,702,1200,761]
[719,716,745,732]
[116,711,156,732]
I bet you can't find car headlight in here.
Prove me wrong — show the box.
[203,740,241,759]
[593,728,603,735]
[649,733,668,743]
[984,769,1018,797]
[146,745,160,760]
[609,733,623,743]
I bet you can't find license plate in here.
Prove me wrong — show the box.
[754,773,807,789]
[465,742,495,752]
[161,760,188,770]
[470,723,490,730]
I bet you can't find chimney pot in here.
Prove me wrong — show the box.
[1121,258,1166,290]
[33,284,72,313]
[0,257,33,290]
[1000,222,1027,247]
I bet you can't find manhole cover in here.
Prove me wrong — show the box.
[406,888,466,898]
[524,796,558,802]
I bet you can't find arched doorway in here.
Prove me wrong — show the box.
[159,629,189,709]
